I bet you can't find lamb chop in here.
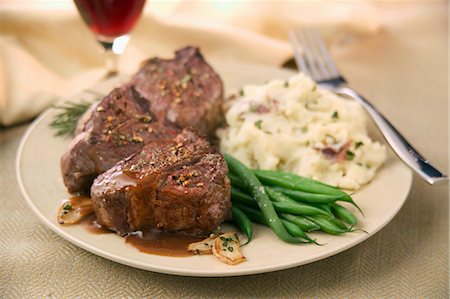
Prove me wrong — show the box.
[61,85,179,194]
[61,47,224,194]
[90,129,231,236]
[132,46,224,138]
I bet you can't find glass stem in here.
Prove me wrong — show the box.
[100,41,119,77]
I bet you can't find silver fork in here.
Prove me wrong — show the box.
[289,28,447,185]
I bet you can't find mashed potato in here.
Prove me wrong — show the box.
[216,73,386,190]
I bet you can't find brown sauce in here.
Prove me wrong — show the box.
[61,196,202,256]
[125,230,203,257]
[80,214,113,235]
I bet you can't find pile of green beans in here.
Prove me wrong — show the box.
[224,154,363,245]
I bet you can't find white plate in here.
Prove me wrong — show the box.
[16,62,412,277]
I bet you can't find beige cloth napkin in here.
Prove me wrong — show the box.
[0,1,381,126]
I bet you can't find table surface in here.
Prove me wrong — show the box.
[1,2,449,298]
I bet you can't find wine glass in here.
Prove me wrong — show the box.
[74,0,146,76]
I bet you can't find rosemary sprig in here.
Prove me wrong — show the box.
[49,101,93,137]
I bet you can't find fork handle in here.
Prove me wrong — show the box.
[335,86,448,185]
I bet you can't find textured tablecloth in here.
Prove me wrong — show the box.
[1,1,448,298]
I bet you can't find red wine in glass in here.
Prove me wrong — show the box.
[74,0,146,75]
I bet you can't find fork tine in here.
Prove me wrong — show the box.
[303,28,331,79]
[296,28,321,81]
[310,29,340,78]
[290,27,343,82]
[288,30,311,78]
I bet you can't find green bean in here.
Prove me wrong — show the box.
[228,172,246,190]
[231,187,330,217]
[266,188,331,216]
[274,201,330,217]
[263,186,299,204]
[279,214,320,232]
[318,204,332,214]
[330,203,358,225]
[329,217,349,230]
[272,187,345,204]
[254,170,363,214]
[234,171,342,208]
[303,203,354,230]
[281,219,319,244]
[253,169,346,196]
[274,186,362,214]
[224,154,305,244]
[231,205,253,245]
[231,187,257,207]
[232,204,267,226]
[310,204,349,230]
[306,215,352,235]
[234,172,346,217]
[234,169,362,215]
[234,204,311,244]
